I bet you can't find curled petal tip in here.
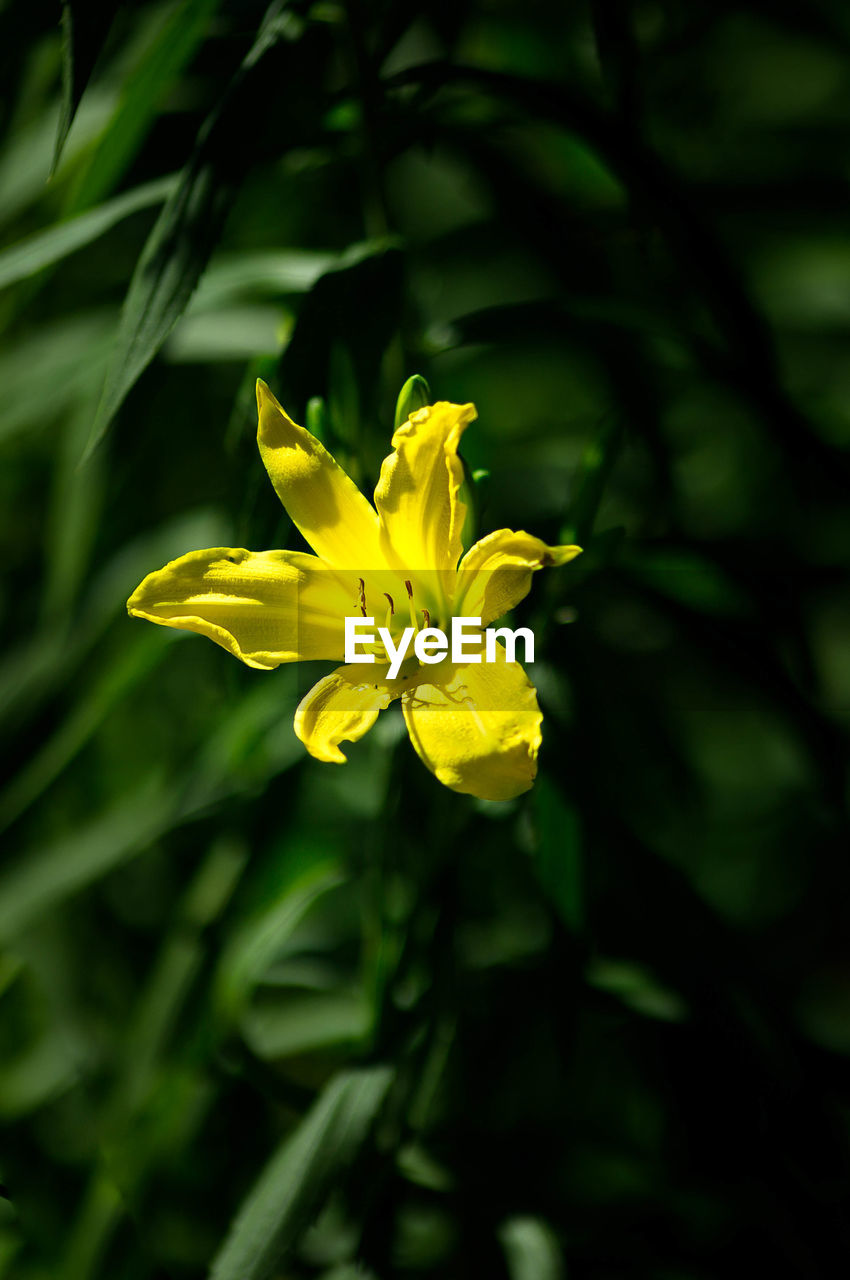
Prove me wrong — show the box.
[548,544,582,566]
[255,377,272,412]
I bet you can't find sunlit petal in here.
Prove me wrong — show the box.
[456,529,582,625]
[295,664,401,763]
[374,401,477,604]
[257,380,388,572]
[402,644,542,800]
[127,547,353,669]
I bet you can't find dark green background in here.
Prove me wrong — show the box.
[1,1,849,1276]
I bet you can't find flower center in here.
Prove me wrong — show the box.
[355,576,438,666]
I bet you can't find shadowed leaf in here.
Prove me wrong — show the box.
[499,1216,565,1280]
[0,176,175,291]
[531,777,583,933]
[210,1066,393,1280]
[53,1,117,176]
[69,0,220,210]
[84,1,314,459]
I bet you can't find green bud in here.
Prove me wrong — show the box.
[459,461,489,550]
[306,395,328,443]
[394,374,432,428]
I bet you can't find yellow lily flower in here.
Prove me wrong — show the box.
[127,381,581,801]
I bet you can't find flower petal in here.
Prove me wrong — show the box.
[295,664,400,763]
[374,401,477,598]
[401,646,542,801]
[456,529,582,626]
[256,380,388,572]
[127,547,354,669]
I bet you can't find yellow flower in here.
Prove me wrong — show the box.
[127,381,581,801]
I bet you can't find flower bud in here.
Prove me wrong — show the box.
[394,374,431,428]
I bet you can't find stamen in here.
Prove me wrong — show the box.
[423,608,431,629]
[358,577,367,618]
[382,592,395,635]
[404,579,416,630]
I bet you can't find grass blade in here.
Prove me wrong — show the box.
[69,0,219,211]
[0,774,176,944]
[84,2,303,459]
[210,1066,393,1280]
[53,1,116,176]
[0,176,175,291]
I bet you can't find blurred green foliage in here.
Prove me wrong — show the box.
[1,1,850,1276]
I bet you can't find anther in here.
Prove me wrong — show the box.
[423,608,431,628]
[383,593,394,615]
[358,577,367,618]
[403,579,417,630]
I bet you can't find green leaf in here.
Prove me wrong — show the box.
[209,1065,393,1280]
[276,240,404,423]
[624,548,752,617]
[69,0,220,211]
[0,93,117,231]
[112,836,248,1122]
[164,305,288,362]
[84,2,304,459]
[0,633,169,834]
[319,1268,378,1280]
[84,158,235,457]
[0,774,177,944]
[0,1021,91,1119]
[189,250,337,309]
[499,1216,565,1280]
[0,677,304,941]
[586,958,688,1022]
[0,311,114,446]
[458,456,487,550]
[531,777,583,934]
[306,395,329,444]
[589,0,639,118]
[0,176,175,291]
[0,508,229,732]
[241,992,371,1060]
[560,415,624,545]
[53,2,117,176]
[41,390,107,624]
[215,864,345,1025]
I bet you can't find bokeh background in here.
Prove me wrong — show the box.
[2,1,850,1276]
